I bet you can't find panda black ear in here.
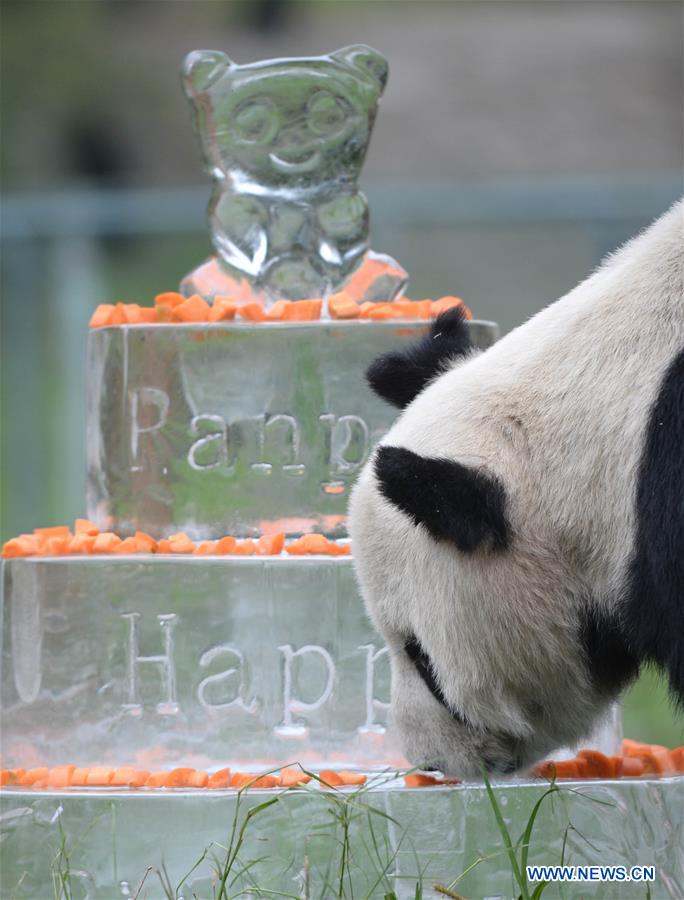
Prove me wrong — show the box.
[366,308,473,409]
[375,446,510,553]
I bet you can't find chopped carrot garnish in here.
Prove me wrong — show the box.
[319,770,344,788]
[92,532,122,553]
[75,518,99,536]
[123,304,144,324]
[621,756,646,777]
[215,536,237,554]
[35,526,70,540]
[20,767,49,786]
[111,768,150,787]
[85,767,114,786]
[327,542,352,556]
[167,533,196,553]
[208,297,237,322]
[403,773,440,787]
[109,303,128,326]
[156,539,172,554]
[286,533,329,555]
[338,771,367,786]
[154,292,185,308]
[283,299,322,321]
[367,303,401,320]
[187,771,209,788]
[193,540,217,555]
[265,300,292,321]
[207,768,231,788]
[328,292,359,319]
[577,749,619,778]
[233,539,256,555]
[134,531,157,553]
[622,738,668,756]
[70,768,90,786]
[90,304,115,328]
[238,303,267,322]
[145,771,168,788]
[256,532,285,555]
[173,294,211,323]
[45,535,70,555]
[2,535,39,558]
[278,767,311,788]
[138,307,158,324]
[47,765,76,788]
[1,770,10,785]
[164,767,197,787]
[113,536,139,554]
[534,760,583,780]
[230,772,277,789]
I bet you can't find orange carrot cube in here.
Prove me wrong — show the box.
[92,532,122,553]
[278,768,311,788]
[2,536,39,558]
[187,770,209,788]
[20,767,49,786]
[145,771,168,788]
[134,531,157,553]
[156,539,172,554]
[338,770,367,786]
[167,533,196,553]
[85,767,114,786]
[164,767,197,787]
[403,773,440,787]
[89,304,115,328]
[577,749,619,778]
[208,297,237,322]
[75,518,99,536]
[70,768,90,786]
[193,540,217,555]
[328,292,359,319]
[47,765,76,788]
[621,756,646,777]
[319,769,344,788]
[234,539,256,555]
[154,292,185,308]
[207,768,232,788]
[111,767,150,787]
[256,533,285,555]
[238,303,267,322]
[173,294,211,323]
[265,300,292,321]
[215,536,237,554]
[283,299,322,321]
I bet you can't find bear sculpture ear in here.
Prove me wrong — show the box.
[375,446,510,553]
[366,307,473,409]
[182,50,234,95]
[331,44,389,92]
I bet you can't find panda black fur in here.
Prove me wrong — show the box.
[349,200,683,778]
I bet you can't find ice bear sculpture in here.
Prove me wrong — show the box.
[181,45,407,305]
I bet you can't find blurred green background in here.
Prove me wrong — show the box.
[1,0,682,746]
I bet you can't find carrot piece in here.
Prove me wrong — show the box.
[649,748,676,774]
[2,535,39,558]
[122,304,143,324]
[278,767,311,788]
[358,302,376,318]
[19,767,49,786]
[404,299,433,319]
[173,294,211,323]
[138,307,158,324]
[265,300,292,321]
[70,768,90,786]
[577,749,619,778]
[328,292,360,319]
[534,760,582,780]
[164,767,197,787]
[167,533,196,553]
[319,770,344,788]
[113,536,139,554]
[154,291,185,309]
[134,531,157,553]
[35,526,71,540]
[111,767,150,787]
[90,304,115,328]
[207,768,232,788]
[45,535,70,555]
[187,770,209,788]
[338,771,367,786]
[1,769,25,786]
[230,772,277,789]
[669,747,684,772]
[238,303,267,322]
[92,532,122,553]
[47,765,76,788]
[622,738,665,756]
[215,536,237,554]
[145,771,168,788]
[193,540,217,555]
[75,518,99,536]
[110,303,128,325]
[403,773,440,787]
[431,296,472,319]
[256,532,285,555]
[327,542,352,556]
[1,770,10,785]
[234,539,256,556]
[283,299,322,321]
[156,539,172,554]
[299,534,329,554]
[621,756,646,777]
[367,303,400,320]
[85,767,114,786]
[208,297,237,322]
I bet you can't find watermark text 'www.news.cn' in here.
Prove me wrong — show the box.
[526,865,655,883]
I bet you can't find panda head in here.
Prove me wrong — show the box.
[348,218,684,779]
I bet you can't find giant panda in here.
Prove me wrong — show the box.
[349,199,683,778]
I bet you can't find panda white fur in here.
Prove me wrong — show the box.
[349,199,683,778]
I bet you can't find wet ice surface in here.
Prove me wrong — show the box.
[1,776,682,899]
[86,320,498,539]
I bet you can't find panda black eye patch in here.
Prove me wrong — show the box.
[375,445,510,552]
[404,634,469,727]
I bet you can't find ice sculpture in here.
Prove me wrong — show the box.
[180,45,408,305]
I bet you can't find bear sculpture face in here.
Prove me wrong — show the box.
[182,46,395,301]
